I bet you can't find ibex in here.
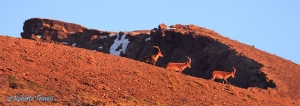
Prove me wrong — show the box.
[144,46,163,65]
[211,66,236,84]
[166,56,192,72]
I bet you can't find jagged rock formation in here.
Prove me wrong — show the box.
[20,18,299,95]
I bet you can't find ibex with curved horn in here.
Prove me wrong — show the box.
[166,56,192,72]
[211,66,236,84]
[144,46,163,65]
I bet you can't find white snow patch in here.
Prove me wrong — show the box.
[98,46,103,49]
[99,36,107,39]
[62,42,69,45]
[145,37,151,42]
[164,27,176,31]
[72,43,76,46]
[36,35,42,39]
[109,34,130,55]
[109,34,117,37]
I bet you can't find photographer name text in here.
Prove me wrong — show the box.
[7,94,54,102]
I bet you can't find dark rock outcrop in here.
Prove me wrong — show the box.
[21,18,276,89]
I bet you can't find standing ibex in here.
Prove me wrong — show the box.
[166,56,192,72]
[211,66,236,84]
[144,46,163,65]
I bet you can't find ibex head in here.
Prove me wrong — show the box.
[231,66,236,78]
[186,56,192,68]
[153,46,163,57]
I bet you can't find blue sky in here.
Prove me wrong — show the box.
[1,1,299,64]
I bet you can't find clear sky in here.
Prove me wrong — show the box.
[1,1,299,64]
